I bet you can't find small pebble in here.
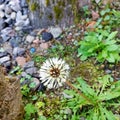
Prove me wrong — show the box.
[30,47,36,54]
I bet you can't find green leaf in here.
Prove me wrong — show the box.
[38,116,47,120]
[80,55,88,61]
[112,52,120,61]
[77,77,97,98]
[107,53,116,63]
[100,10,106,16]
[24,103,37,116]
[98,80,120,100]
[107,31,118,40]
[104,15,110,21]
[35,101,45,108]
[29,82,36,88]
[106,44,118,51]
[103,107,116,120]
[112,10,120,17]
[32,95,38,100]
[64,89,76,96]
[101,50,108,58]
[105,40,116,45]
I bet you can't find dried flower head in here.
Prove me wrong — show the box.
[39,58,70,89]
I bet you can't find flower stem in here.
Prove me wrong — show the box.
[65,80,93,104]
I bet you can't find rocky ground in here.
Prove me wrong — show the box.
[0,0,76,91]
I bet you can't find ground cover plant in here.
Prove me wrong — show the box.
[78,30,120,62]
[17,3,120,120]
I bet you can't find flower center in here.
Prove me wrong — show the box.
[50,68,60,78]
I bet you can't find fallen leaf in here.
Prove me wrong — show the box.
[92,10,99,20]
[86,21,96,31]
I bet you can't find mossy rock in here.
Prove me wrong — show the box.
[71,60,103,85]
[29,2,39,11]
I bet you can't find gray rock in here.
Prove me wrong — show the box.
[22,8,28,15]
[3,61,11,68]
[16,56,26,67]
[21,14,28,20]
[37,83,46,91]
[1,34,10,42]
[26,35,35,43]
[0,10,4,18]
[0,51,8,58]
[0,48,5,52]
[10,36,22,47]
[5,5,12,14]
[23,18,30,26]
[5,12,10,18]
[116,78,120,80]
[11,12,16,20]
[3,42,12,54]
[0,56,10,64]
[1,27,12,34]
[23,61,35,70]
[105,69,112,74]
[20,79,30,86]
[22,26,33,33]
[41,32,53,42]
[30,78,40,91]
[62,92,73,99]
[9,1,21,12]
[16,11,22,21]
[21,72,28,77]
[15,26,22,31]
[0,19,6,30]
[48,27,62,38]
[25,67,37,75]
[0,0,5,4]
[4,18,13,24]
[15,20,24,26]
[20,0,28,7]
[0,4,5,10]
[13,47,25,56]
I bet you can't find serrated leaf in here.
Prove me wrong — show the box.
[98,82,120,101]
[77,77,97,97]
[107,31,118,40]
[104,15,110,21]
[103,107,116,120]
[106,53,115,63]
[101,50,108,58]
[106,44,118,51]
[105,40,116,45]
[64,89,76,96]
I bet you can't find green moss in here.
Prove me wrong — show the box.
[47,14,53,20]
[69,0,80,24]
[57,1,65,7]
[30,2,39,11]
[71,60,103,85]
[26,0,30,3]
[53,5,63,22]
[46,0,50,6]
[52,0,55,4]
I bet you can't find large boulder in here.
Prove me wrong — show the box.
[0,67,24,120]
[27,0,91,28]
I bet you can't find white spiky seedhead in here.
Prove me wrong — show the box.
[39,58,70,89]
